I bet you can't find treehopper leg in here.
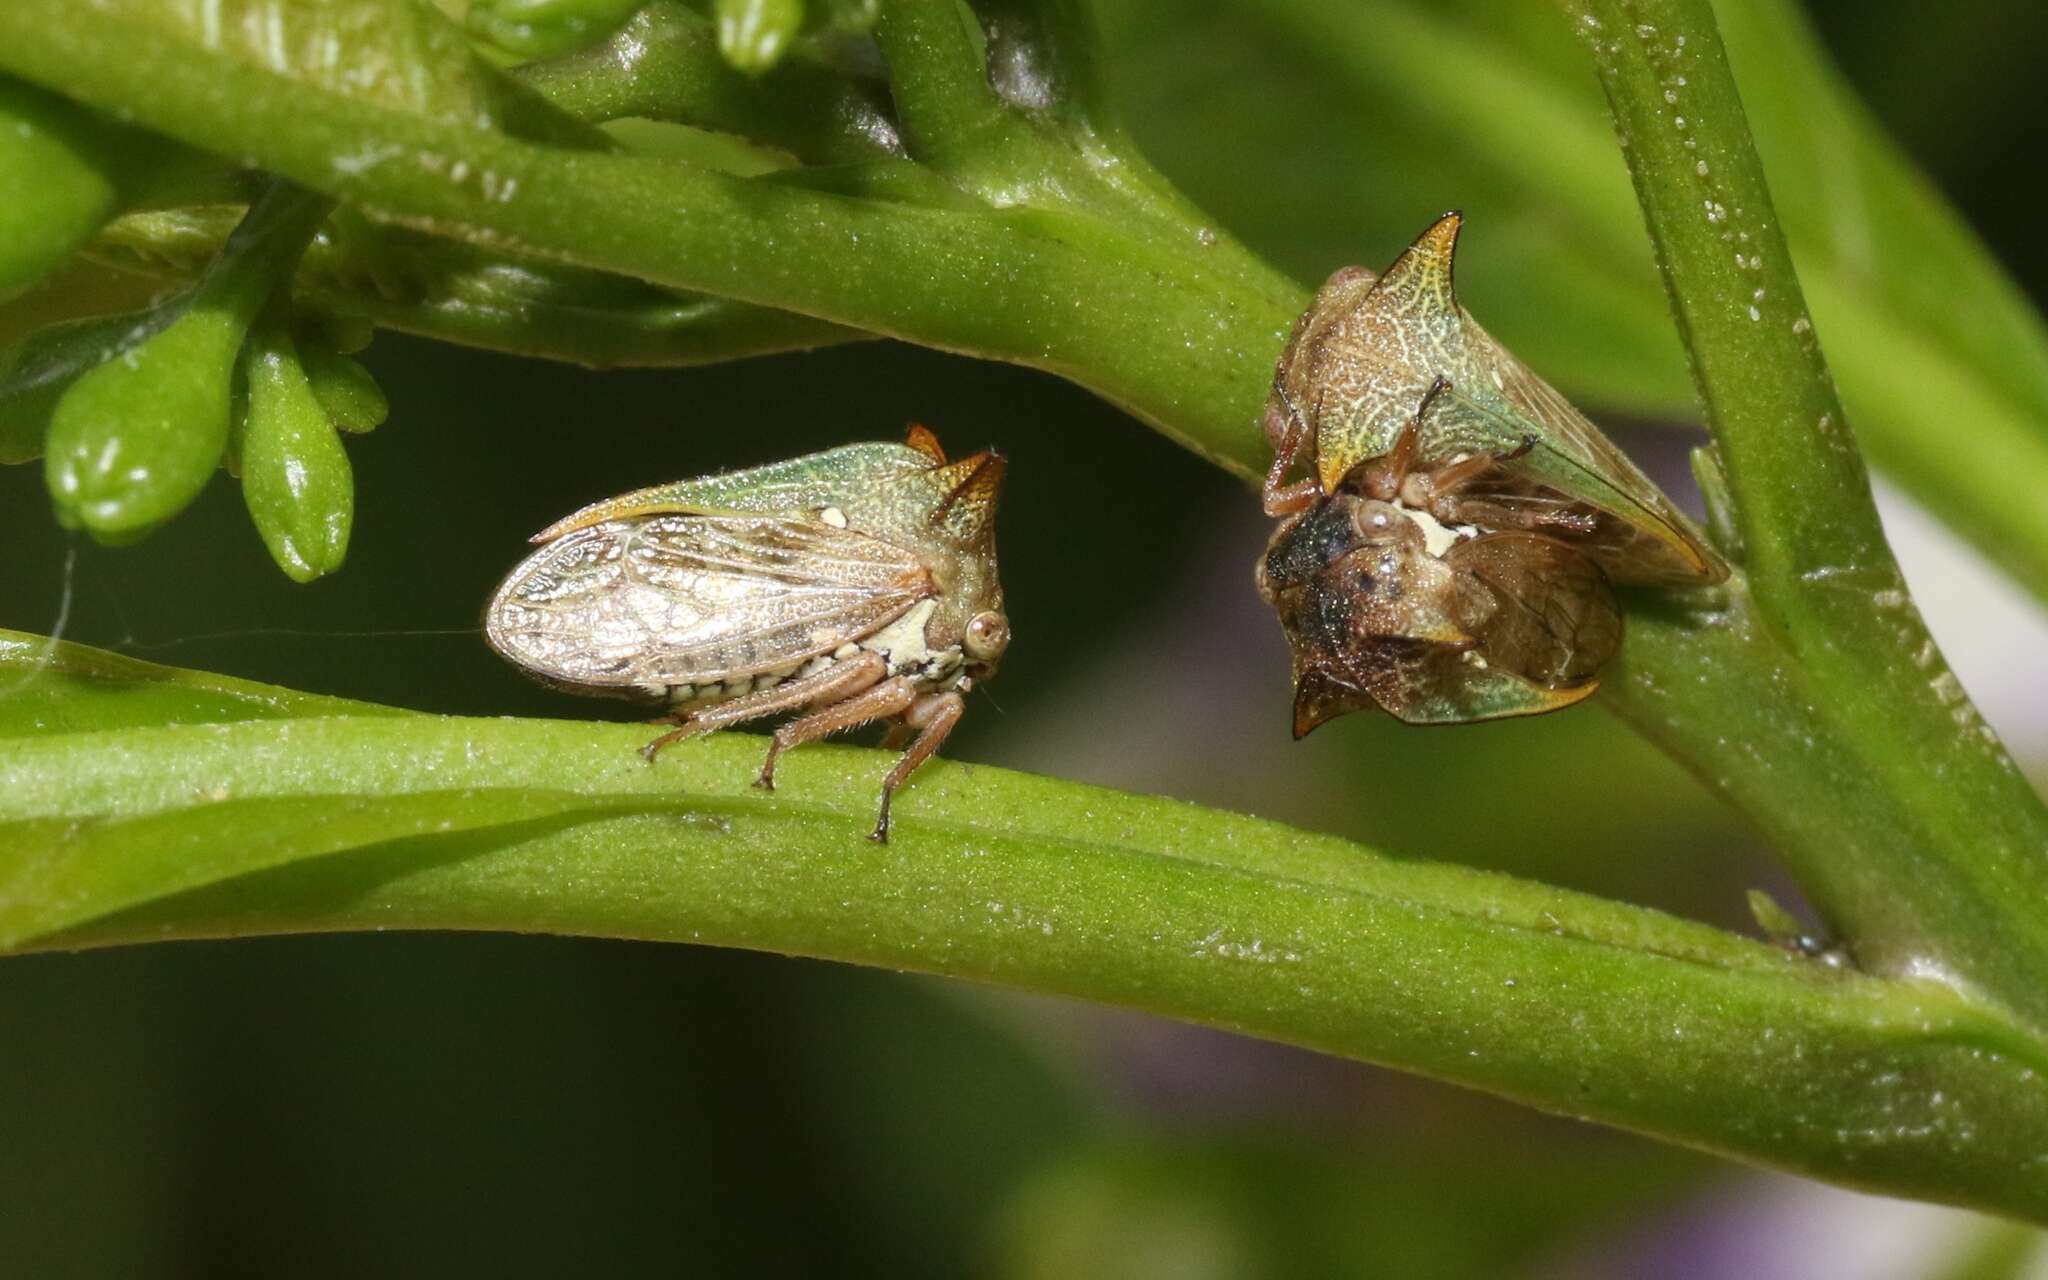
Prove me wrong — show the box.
[638,651,888,762]
[871,689,966,842]
[753,674,919,793]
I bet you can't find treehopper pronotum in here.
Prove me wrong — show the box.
[486,426,1009,840]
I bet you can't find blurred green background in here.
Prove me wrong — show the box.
[3,0,2045,1274]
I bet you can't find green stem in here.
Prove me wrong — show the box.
[1,692,2045,1219]
[1565,0,1880,603]
[81,201,866,374]
[295,213,871,369]
[1562,0,2048,1030]
[0,0,1301,474]
[518,2,899,164]
[872,0,1008,157]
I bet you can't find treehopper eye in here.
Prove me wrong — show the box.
[485,425,1008,841]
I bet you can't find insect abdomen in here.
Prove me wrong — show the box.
[659,643,864,707]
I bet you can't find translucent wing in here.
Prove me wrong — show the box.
[1276,525,1619,731]
[1446,532,1621,690]
[486,514,930,690]
[1430,377,1720,587]
[1356,529,1616,727]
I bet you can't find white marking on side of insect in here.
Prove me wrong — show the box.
[819,506,849,528]
[860,598,940,676]
[1398,505,1465,558]
[919,646,965,683]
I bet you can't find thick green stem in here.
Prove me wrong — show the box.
[1561,0,2048,1030]
[0,658,2042,1218]
[1566,0,1880,602]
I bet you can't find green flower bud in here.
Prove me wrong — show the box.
[716,0,806,74]
[43,299,247,539]
[40,184,329,541]
[299,343,388,433]
[0,302,178,464]
[236,323,354,582]
[0,77,124,300]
